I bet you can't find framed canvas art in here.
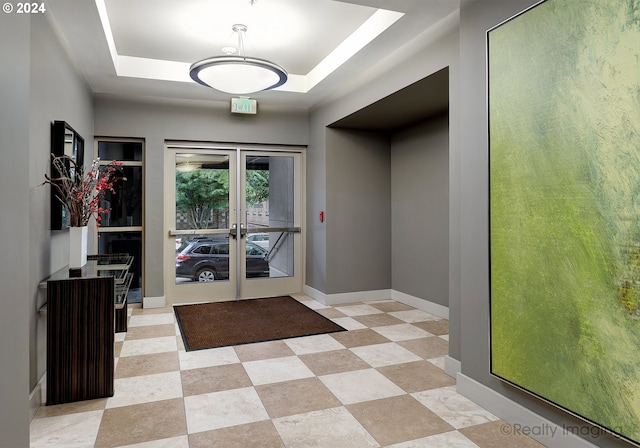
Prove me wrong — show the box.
[488,0,640,444]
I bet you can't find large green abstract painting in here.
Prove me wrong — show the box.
[489,0,640,443]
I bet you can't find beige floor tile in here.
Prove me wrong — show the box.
[314,307,348,319]
[398,336,449,359]
[256,377,342,418]
[300,349,371,376]
[273,407,379,448]
[125,323,177,341]
[183,387,269,434]
[319,368,405,405]
[389,309,440,323]
[330,328,391,348]
[347,395,454,446]
[368,302,416,312]
[386,430,480,448]
[115,351,180,379]
[119,434,190,448]
[350,342,422,368]
[234,340,296,362]
[181,363,252,396]
[459,421,547,448]
[412,319,449,336]
[188,421,285,448]
[94,398,187,448]
[118,434,190,448]
[353,313,406,327]
[377,360,456,393]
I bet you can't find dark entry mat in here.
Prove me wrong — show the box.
[174,296,346,351]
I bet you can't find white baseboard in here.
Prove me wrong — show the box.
[29,373,46,421]
[321,289,393,306]
[391,290,448,319]
[303,286,449,319]
[456,373,599,448]
[302,285,329,305]
[143,295,166,308]
[444,355,461,379]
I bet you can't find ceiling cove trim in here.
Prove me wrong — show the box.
[94,0,403,93]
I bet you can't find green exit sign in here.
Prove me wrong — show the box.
[231,97,257,114]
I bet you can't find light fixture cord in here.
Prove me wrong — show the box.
[237,28,246,61]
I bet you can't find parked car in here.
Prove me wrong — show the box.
[246,232,270,249]
[175,239,269,282]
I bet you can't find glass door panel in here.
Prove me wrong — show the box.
[174,153,231,285]
[165,146,302,303]
[166,149,237,302]
[245,155,296,279]
[240,151,302,298]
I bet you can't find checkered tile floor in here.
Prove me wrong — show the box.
[30,295,545,447]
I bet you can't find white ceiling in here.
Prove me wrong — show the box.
[46,0,459,110]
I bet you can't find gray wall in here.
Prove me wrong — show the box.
[94,98,309,298]
[0,11,94,445]
[307,13,460,362]
[325,128,391,294]
[459,0,629,445]
[0,11,31,448]
[391,115,449,306]
[30,12,94,392]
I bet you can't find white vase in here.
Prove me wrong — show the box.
[69,226,88,269]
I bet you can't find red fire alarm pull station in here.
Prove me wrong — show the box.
[319,211,325,222]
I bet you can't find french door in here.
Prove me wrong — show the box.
[164,143,303,303]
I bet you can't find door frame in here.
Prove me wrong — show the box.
[164,141,306,304]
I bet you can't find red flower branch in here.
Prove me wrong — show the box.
[43,154,126,227]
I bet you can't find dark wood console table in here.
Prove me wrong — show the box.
[40,254,133,405]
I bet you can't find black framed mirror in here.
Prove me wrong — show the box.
[50,121,84,230]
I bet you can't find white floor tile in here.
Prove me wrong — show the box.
[372,323,434,341]
[335,304,385,316]
[350,342,422,367]
[273,406,379,448]
[332,317,367,330]
[319,368,405,405]
[412,386,499,429]
[243,356,315,385]
[184,387,269,433]
[30,410,103,448]
[285,333,346,355]
[120,336,178,357]
[128,313,175,327]
[106,371,183,409]
[178,346,240,370]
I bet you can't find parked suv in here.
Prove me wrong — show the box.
[175,238,270,282]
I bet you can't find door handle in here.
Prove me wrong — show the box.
[230,224,247,239]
